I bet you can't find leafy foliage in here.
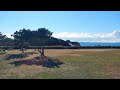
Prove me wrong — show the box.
[12,28,72,47]
[0,32,14,50]
[0,28,80,50]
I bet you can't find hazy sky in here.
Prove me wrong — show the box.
[0,11,120,42]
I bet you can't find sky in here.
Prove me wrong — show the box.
[0,11,120,42]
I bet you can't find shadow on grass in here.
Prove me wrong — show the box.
[5,54,28,60]
[10,57,64,68]
[25,52,38,55]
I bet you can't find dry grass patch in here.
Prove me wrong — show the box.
[0,49,120,79]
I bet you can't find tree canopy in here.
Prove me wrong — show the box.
[0,32,14,47]
[12,28,74,47]
[0,28,80,49]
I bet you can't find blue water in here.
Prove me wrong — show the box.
[80,42,120,46]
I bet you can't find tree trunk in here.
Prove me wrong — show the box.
[41,45,44,58]
[22,48,24,54]
[38,46,44,59]
[38,39,45,59]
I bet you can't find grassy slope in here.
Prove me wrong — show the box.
[0,49,120,79]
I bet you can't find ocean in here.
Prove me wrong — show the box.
[80,42,120,46]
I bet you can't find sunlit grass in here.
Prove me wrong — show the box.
[0,49,120,79]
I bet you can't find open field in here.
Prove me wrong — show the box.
[0,49,120,79]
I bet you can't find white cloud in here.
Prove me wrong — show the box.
[52,30,120,42]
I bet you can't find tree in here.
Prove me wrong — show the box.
[66,40,71,43]
[66,40,80,46]
[11,29,30,54]
[69,41,80,46]
[12,28,53,56]
[37,28,52,58]
[0,32,7,53]
[12,28,78,55]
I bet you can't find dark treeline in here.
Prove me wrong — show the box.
[0,28,80,49]
[1,28,120,50]
[0,32,14,47]
[1,46,120,50]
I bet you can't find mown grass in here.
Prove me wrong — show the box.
[0,49,120,79]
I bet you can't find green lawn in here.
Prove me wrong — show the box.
[0,49,120,79]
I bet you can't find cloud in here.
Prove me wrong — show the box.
[52,30,120,42]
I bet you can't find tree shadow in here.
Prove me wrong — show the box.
[25,52,38,55]
[10,57,64,68]
[42,58,64,68]
[5,54,28,60]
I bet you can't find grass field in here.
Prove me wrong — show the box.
[0,49,120,79]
